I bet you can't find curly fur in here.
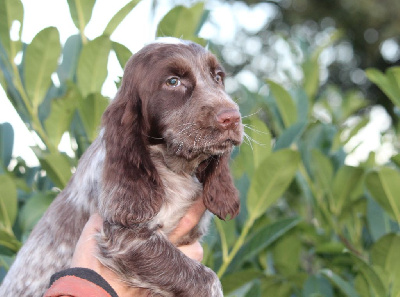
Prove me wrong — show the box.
[0,39,243,297]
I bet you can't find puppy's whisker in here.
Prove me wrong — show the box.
[241,109,262,119]
[243,124,270,136]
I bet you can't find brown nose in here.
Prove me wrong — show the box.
[216,109,241,130]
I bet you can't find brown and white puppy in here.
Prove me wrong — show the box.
[0,39,243,297]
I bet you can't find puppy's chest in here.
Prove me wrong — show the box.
[151,163,203,236]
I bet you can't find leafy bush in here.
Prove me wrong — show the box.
[1,1,400,296]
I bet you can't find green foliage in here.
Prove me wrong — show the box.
[1,1,400,296]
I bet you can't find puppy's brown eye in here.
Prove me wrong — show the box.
[166,77,181,87]
[215,74,223,84]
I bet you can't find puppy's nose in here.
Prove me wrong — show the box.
[216,109,241,130]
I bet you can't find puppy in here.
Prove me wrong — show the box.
[0,39,243,297]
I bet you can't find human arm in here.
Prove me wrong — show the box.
[44,198,206,297]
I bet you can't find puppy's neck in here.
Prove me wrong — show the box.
[149,144,207,175]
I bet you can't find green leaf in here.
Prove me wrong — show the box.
[391,153,400,168]
[228,217,301,272]
[78,93,109,142]
[247,149,300,220]
[19,192,55,233]
[302,55,320,100]
[366,67,400,108]
[0,227,21,252]
[234,117,271,178]
[310,149,333,196]
[261,276,293,297]
[67,0,96,35]
[0,174,17,228]
[76,35,111,98]
[272,231,301,275]
[321,269,360,297]
[39,153,72,189]
[367,197,391,242]
[303,275,334,297]
[331,166,364,215]
[44,84,80,147]
[348,253,386,297]
[112,41,132,69]
[156,2,206,45]
[267,80,297,128]
[0,0,23,60]
[274,121,307,151]
[221,269,264,295]
[365,167,400,223]
[315,242,346,255]
[24,27,61,108]
[103,0,141,36]
[0,122,14,169]
[57,34,82,84]
[371,233,400,294]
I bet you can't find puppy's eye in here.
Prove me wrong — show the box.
[166,77,181,87]
[215,74,223,83]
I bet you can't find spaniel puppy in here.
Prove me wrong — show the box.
[0,39,243,297]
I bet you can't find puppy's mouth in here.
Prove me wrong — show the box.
[164,124,243,159]
[206,138,241,154]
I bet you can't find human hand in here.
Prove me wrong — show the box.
[71,198,207,297]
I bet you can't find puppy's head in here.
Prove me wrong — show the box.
[101,40,242,225]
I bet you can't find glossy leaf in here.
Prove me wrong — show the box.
[44,84,80,147]
[331,166,364,214]
[39,153,72,189]
[321,269,360,297]
[67,0,96,34]
[303,275,334,297]
[76,35,111,97]
[112,41,132,69]
[103,0,141,36]
[0,228,21,252]
[310,149,333,195]
[0,174,17,228]
[272,231,301,275]
[302,55,320,100]
[0,0,23,60]
[365,167,400,223]
[274,121,307,151]
[234,117,271,178]
[247,149,300,220]
[0,122,13,169]
[156,2,206,44]
[348,253,386,297]
[57,34,82,84]
[19,192,55,233]
[371,233,400,294]
[366,67,400,108]
[24,27,61,108]
[228,217,301,272]
[78,93,109,142]
[267,80,297,128]
[221,269,264,295]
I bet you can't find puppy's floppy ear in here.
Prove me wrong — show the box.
[100,89,164,226]
[197,153,240,220]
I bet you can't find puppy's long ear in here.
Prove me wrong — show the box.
[197,153,240,220]
[100,89,164,226]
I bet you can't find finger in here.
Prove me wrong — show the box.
[70,214,103,268]
[169,198,206,244]
[178,241,204,262]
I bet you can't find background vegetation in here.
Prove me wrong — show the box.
[1,0,400,296]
